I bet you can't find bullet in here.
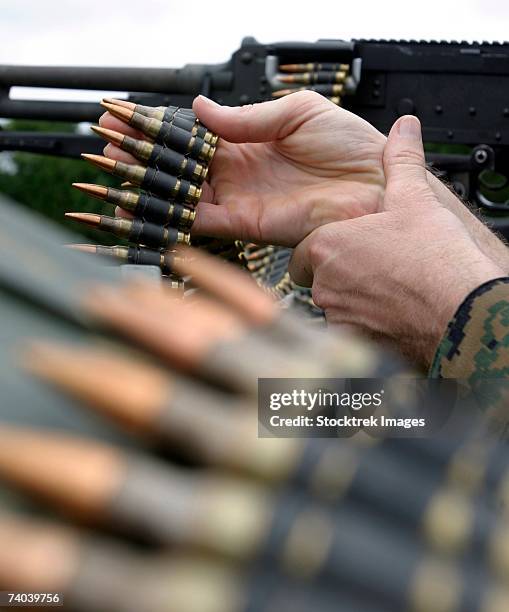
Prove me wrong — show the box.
[278,71,347,85]
[245,246,275,261]
[81,154,202,205]
[272,84,344,98]
[246,256,273,271]
[72,183,196,231]
[101,102,216,163]
[81,285,249,378]
[103,97,197,120]
[66,244,180,276]
[91,126,208,184]
[279,63,349,72]
[65,212,190,249]
[101,100,214,144]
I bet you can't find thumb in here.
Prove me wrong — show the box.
[383,115,427,188]
[192,91,321,143]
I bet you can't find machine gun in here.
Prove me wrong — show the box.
[1,37,509,234]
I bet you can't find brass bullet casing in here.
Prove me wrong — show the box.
[65,213,190,250]
[125,102,218,147]
[279,63,349,72]
[278,71,347,85]
[101,102,216,164]
[91,126,208,185]
[166,277,185,291]
[161,110,217,146]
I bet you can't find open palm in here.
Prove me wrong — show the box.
[99,91,386,246]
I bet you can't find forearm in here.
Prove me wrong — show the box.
[427,171,509,271]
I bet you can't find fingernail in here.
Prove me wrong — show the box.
[196,95,219,107]
[398,115,421,139]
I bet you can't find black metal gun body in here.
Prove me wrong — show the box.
[1,37,509,231]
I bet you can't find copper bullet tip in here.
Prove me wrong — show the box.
[81,154,116,173]
[65,212,102,228]
[100,101,134,124]
[90,125,125,147]
[102,98,135,110]
[72,183,109,200]
[65,244,99,254]
[278,64,300,72]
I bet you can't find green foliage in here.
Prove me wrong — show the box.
[0,120,126,245]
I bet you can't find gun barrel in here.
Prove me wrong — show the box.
[0,131,102,158]
[0,98,103,122]
[0,63,232,94]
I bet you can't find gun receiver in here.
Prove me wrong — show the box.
[1,37,509,232]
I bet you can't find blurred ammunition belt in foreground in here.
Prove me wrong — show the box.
[1,197,509,611]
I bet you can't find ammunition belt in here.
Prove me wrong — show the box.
[272,62,352,106]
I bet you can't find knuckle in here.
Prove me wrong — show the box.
[238,103,257,117]
[307,231,328,267]
[291,89,325,108]
[386,147,423,168]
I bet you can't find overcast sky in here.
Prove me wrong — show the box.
[0,0,507,101]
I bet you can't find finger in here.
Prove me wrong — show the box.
[200,181,214,202]
[383,115,427,189]
[98,112,148,141]
[192,90,327,143]
[103,143,138,165]
[191,202,237,238]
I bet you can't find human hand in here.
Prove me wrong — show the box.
[99,91,386,246]
[289,115,505,368]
